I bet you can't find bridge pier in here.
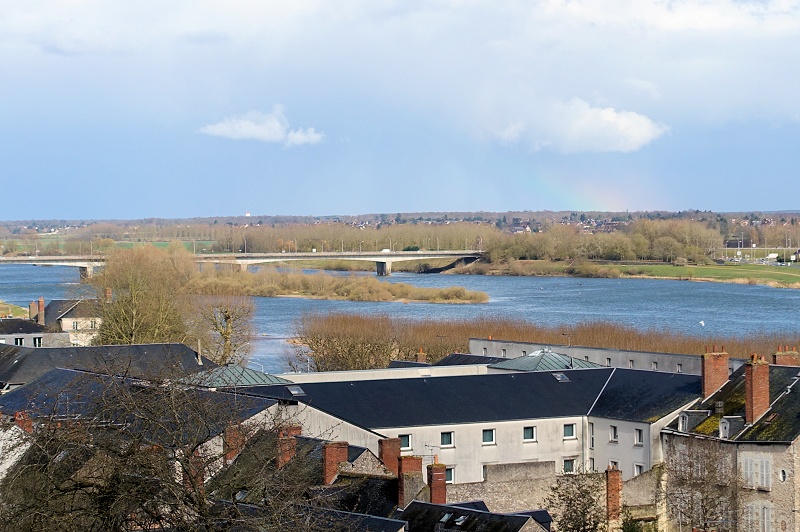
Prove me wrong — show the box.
[375,260,392,276]
[79,266,94,279]
[239,263,249,273]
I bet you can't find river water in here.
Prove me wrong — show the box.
[1,265,798,373]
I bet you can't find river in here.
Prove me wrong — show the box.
[1,265,798,373]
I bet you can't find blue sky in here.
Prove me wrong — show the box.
[2,1,799,220]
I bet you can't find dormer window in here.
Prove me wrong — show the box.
[720,419,730,439]
[678,414,688,433]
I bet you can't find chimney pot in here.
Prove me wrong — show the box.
[427,463,447,505]
[745,354,770,424]
[322,441,349,485]
[378,438,401,476]
[702,349,729,399]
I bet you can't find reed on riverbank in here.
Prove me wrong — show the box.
[184,268,488,303]
[293,314,800,370]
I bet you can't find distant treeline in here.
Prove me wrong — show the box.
[3,216,799,265]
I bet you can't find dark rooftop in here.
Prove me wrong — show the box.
[395,500,545,532]
[0,343,217,389]
[434,353,507,366]
[0,319,47,335]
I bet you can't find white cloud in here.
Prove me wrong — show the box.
[198,106,323,147]
[549,98,669,153]
[493,122,525,144]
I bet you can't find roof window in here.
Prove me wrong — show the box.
[286,385,306,397]
[552,372,570,383]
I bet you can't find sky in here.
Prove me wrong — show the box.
[2,1,800,220]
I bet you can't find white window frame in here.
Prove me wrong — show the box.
[523,426,537,442]
[482,428,496,445]
[634,428,644,446]
[399,434,411,451]
[609,425,619,442]
[440,431,455,448]
[445,467,454,484]
[563,423,576,440]
[563,458,576,473]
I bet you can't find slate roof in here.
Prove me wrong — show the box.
[234,368,701,429]
[42,299,93,328]
[678,364,800,442]
[488,347,604,372]
[387,360,430,368]
[395,500,546,532]
[0,367,276,446]
[0,343,217,388]
[434,353,507,366]
[589,368,702,422]
[178,364,291,388]
[0,319,47,335]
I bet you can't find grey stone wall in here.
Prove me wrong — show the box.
[445,461,558,513]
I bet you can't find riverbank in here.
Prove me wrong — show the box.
[449,259,800,289]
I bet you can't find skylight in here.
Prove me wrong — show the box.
[286,385,306,396]
[552,372,570,383]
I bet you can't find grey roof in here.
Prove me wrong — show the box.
[233,367,701,429]
[0,367,276,446]
[387,360,430,368]
[489,347,604,372]
[0,319,47,335]
[179,364,292,388]
[396,501,545,532]
[434,353,507,366]
[0,343,217,388]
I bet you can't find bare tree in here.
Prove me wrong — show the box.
[544,469,605,532]
[191,295,255,365]
[0,369,342,531]
[660,436,740,532]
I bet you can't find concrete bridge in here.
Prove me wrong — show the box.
[0,250,482,277]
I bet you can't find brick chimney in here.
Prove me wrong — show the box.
[415,348,426,364]
[606,465,622,524]
[28,301,36,321]
[37,297,45,326]
[223,424,247,464]
[427,462,447,505]
[772,345,800,366]
[14,411,33,433]
[702,345,729,398]
[277,425,302,468]
[379,437,401,476]
[398,455,424,508]
[745,354,770,424]
[322,441,349,485]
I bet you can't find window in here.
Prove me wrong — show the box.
[90,319,97,329]
[399,434,411,451]
[563,458,576,473]
[744,502,772,532]
[652,361,658,371]
[609,459,620,470]
[743,456,772,491]
[523,426,537,442]
[563,424,576,439]
[482,429,496,445]
[482,347,487,355]
[635,428,644,445]
[14,337,23,346]
[441,431,454,448]
[33,337,42,347]
[522,350,527,356]
[501,348,507,357]
[445,467,454,484]
[72,321,79,330]
[589,422,595,449]
[677,363,683,373]
[588,458,595,471]
[678,414,688,432]
[606,358,612,367]
[584,356,589,361]
[635,464,644,476]
[609,425,619,442]
[628,360,634,369]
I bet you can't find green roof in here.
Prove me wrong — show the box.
[489,347,604,372]
[180,364,292,388]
